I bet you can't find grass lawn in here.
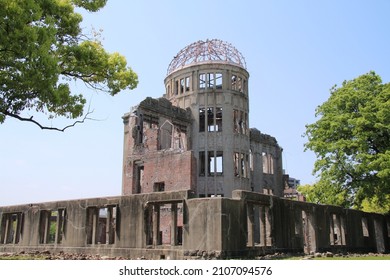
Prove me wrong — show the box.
[284,255,390,260]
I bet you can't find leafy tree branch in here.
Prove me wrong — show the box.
[0,0,138,131]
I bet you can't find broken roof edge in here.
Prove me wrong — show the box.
[125,97,192,124]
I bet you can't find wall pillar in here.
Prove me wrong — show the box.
[153,204,160,246]
[247,203,255,247]
[171,203,177,245]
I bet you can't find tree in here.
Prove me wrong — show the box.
[304,71,390,210]
[297,182,351,208]
[0,0,138,131]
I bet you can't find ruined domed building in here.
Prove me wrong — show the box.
[122,39,284,198]
[1,40,389,259]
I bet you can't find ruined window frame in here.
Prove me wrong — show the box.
[215,107,222,132]
[174,80,179,95]
[199,108,205,132]
[262,152,274,174]
[134,163,144,193]
[207,107,215,132]
[145,202,184,247]
[153,182,165,192]
[166,84,171,96]
[159,120,174,150]
[199,73,206,89]
[133,113,144,145]
[38,209,66,244]
[206,107,222,132]
[199,151,206,176]
[231,74,237,90]
[0,212,23,244]
[234,152,249,178]
[231,74,246,94]
[86,205,118,245]
[233,109,247,135]
[234,152,240,177]
[206,73,214,88]
[180,78,185,94]
[362,217,369,237]
[208,151,223,176]
[237,76,243,92]
[215,72,223,89]
[185,76,190,92]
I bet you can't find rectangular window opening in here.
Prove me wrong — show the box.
[231,75,237,90]
[249,150,254,172]
[134,164,144,193]
[86,206,117,245]
[238,76,243,92]
[215,107,222,132]
[234,152,240,177]
[185,76,190,91]
[0,212,23,244]
[215,73,222,89]
[233,109,239,133]
[166,85,170,96]
[180,78,184,94]
[39,209,66,244]
[207,107,215,132]
[262,152,274,174]
[362,217,369,237]
[209,151,223,176]
[199,73,206,89]
[199,108,205,132]
[199,151,205,176]
[159,121,173,150]
[153,182,165,192]
[174,80,179,95]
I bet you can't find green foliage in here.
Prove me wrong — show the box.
[0,0,138,130]
[360,195,390,214]
[304,71,390,211]
[297,182,351,208]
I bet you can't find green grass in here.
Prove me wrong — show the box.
[313,256,390,260]
[283,255,390,260]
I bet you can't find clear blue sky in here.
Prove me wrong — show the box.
[1,0,390,206]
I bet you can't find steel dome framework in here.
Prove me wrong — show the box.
[167,39,247,75]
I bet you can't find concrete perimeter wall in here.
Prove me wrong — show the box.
[0,190,389,259]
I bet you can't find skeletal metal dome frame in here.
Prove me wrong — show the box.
[167,39,247,75]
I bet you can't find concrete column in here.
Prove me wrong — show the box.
[374,219,385,253]
[247,203,255,247]
[106,206,113,244]
[92,208,98,244]
[3,215,10,244]
[259,206,266,246]
[43,211,50,244]
[307,211,317,253]
[171,203,177,245]
[153,204,160,246]
[265,206,272,246]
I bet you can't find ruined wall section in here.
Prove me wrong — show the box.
[122,97,196,195]
[250,128,284,197]
[2,190,389,259]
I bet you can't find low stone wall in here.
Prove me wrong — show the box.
[0,190,389,259]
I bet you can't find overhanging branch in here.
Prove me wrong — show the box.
[2,109,95,132]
